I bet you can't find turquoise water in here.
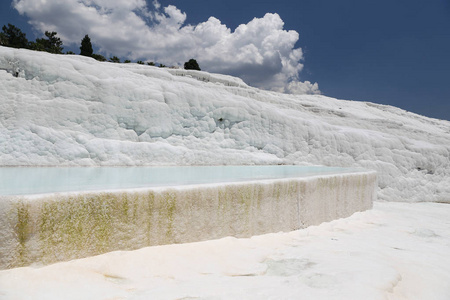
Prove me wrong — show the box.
[0,165,364,196]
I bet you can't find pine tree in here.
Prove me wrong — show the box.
[109,56,120,63]
[1,24,29,48]
[80,34,93,57]
[31,31,63,54]
[184,59,201,71]
[92,54,107,61]
[0,32,5,46]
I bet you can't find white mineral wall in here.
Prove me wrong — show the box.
[0,47,449,202]
[0,171,376,269]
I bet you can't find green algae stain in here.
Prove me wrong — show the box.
[119,192,130,222]
[218,187,228,209]
[273,182,282,203]
[12,200,31,266]
[9,189,189,267]
[15,201,30,246]
[37,193,116,263]
[238,185,252,212]
[91,194,114,252]
[131,193,139,221]
[255,184,264,211]
[216,187,229,222]
[164,191,177,241]
[237,185,254,229]
[145,191,156,245]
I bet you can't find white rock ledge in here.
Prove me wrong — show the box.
[0,169,376,270]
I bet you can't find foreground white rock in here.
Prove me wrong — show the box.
[1,201,449,300]
[0,47,449,202]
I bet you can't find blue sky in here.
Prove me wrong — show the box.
[1,0,450,121]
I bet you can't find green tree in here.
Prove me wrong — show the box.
[124,59,131,63]
[80,34,93,57]
[137,60,144,65]
[0,32,5,46]
[92,53,107,61]
[1,24,29,48]
[31,31,63,54]
[109,56,120,63]
[184,58,201,71]
[147,61,155,66]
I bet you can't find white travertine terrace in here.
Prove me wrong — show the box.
[0,167,376,269]
[0,47,448,203]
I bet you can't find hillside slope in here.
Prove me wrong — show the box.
[1,46,449,202]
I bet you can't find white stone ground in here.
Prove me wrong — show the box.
[1,201,449,300]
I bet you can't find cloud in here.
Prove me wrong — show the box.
[285,81,320,95]
[12,0,319,94]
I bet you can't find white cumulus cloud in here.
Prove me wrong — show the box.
[12,0,319,94]
[285,80,320,95]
